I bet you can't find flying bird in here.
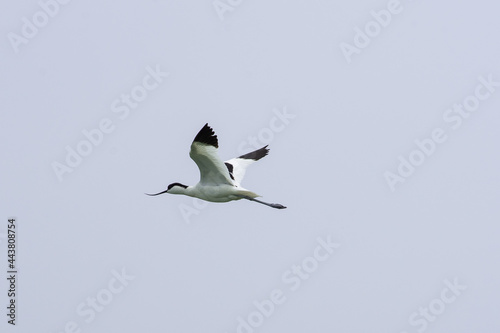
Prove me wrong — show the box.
[147,123,286,209]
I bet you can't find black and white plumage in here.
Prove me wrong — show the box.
[147,123,286,209]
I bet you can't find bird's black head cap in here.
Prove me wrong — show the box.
[168,182,188,190]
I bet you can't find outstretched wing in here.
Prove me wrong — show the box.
[224,146,269,186]
[189,124,234,186]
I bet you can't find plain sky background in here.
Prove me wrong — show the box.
[1,0,499,332]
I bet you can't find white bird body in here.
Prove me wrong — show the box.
[147,123,286,209]
[170,183,258,203]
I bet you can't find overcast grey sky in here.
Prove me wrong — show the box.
[1,0,499,332]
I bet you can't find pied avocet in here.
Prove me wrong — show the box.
[147,123,286,209]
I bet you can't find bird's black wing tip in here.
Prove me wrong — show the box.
[238,145,270,161]
[193,123,218,148]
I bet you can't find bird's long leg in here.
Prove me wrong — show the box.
[238,196,286,209]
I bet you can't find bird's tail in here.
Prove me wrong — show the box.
[237,189,260,199]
